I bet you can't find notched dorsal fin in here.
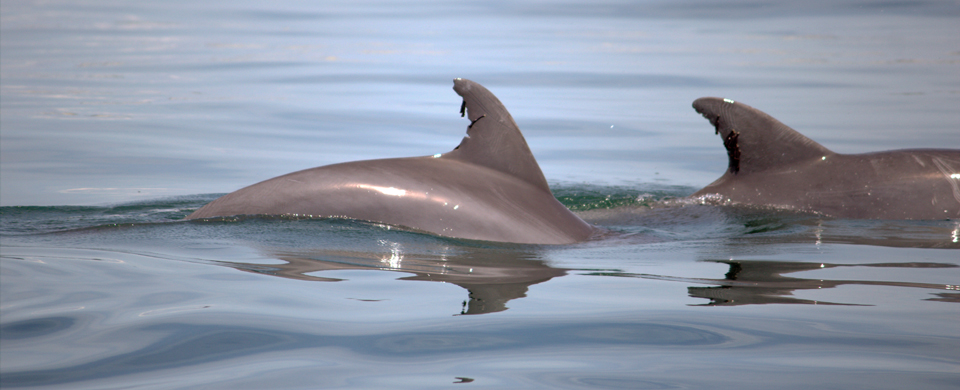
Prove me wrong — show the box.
[693,97,833,175]
[444,78,551,192]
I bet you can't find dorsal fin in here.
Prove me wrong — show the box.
[443,78,551,193]
[693,97,833,175]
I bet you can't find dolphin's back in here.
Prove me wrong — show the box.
[186,79,595,244]
[691,97,960,219]
[186,156,594,244]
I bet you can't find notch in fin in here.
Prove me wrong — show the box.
[445,78,551,193]
[693,97,832,175]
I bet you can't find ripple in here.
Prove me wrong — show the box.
[569,323,729,346]
[0,316,75,340]
[374,334,513,354]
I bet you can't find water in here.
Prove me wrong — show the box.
[2,1,959,389]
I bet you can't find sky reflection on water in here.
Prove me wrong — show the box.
[2,0,958,206]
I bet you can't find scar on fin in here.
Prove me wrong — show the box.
[460,100,467,117]
[468,114,486,129]
[724,129,741,174]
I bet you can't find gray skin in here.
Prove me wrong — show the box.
[691,97,960,220]
[186,79,596,244]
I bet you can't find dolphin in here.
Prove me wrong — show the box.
[186,79,596,244]
[690,97,960,220]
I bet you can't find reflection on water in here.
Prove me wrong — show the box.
[796,219,960,249]
[3,210,958,388]
[684,260,958,306]
[218,244,566,315]
[0,316,76,341]
[218,240,960,313]
[593,260,957,306]
[0,317,731,388]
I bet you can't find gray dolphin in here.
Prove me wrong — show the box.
[186,79,596,244]
[690,97,960,219]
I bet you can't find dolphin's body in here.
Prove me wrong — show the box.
[186,79,595,244]
[690,97,960,220]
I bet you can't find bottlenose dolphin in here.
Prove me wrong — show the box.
[690,97,960,220]
[187,79,595,244]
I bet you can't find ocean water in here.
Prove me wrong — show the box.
[2,1,959,389]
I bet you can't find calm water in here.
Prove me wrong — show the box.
[2,1,959,389]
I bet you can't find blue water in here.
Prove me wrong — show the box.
[2,1,959,389]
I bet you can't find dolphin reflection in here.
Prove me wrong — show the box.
[214,244,567,315]
[592,260,957,306]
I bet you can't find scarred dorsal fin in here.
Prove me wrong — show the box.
[693,97,833,175]
[444,78,551,193]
